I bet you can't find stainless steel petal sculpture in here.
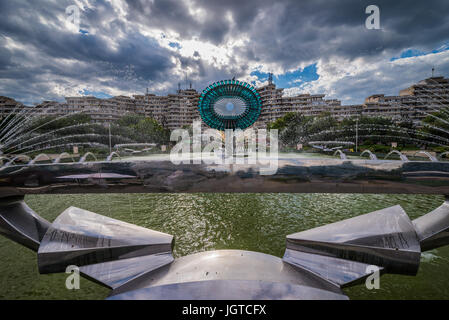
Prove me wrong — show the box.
[283,205,421,288]
[37,207,174,273]
[0,196,50,251]
[108,250,348,300]
[413,198,449,251]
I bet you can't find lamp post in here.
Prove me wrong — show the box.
[108,122,112,154]
[355,118,359,153]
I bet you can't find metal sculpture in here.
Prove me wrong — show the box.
[2,156,449,299]
[198,80,262,130]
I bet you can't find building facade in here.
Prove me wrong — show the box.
[253,81,360,128]
[1,76,449,130]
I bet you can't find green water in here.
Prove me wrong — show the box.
[1,193,449,300]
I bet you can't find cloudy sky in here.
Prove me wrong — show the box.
[1,0,449,106]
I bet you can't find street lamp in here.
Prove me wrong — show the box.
[108,122,112,154]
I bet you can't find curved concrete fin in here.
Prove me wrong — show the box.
[0,196,50,251]
[79,252,174,290]
[413,198,449,251]
[38,206,173,273]
[285,205,421,275]
[283,249,383,288]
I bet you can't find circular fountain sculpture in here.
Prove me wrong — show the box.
[198,80,262,130]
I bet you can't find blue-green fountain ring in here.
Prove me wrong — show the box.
[198,80,262,130]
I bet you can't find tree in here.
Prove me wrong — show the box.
[30,114,92,132]
[419,106,449,150]
[267,112,422,151]
[268,112,338,147]
[114,114,169,144]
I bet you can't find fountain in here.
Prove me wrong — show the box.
[414,151,438,162]
[333,149,347,160]
[115,143,157,155]
[78,152,97,163]
[106,152,121,162]
[3,154,31,167]
[2,80,449,300]
[2,155,449,299]
[360,149,378,160]
[53,152,75,164]
[385,150,409,161]
[27,153,52,165]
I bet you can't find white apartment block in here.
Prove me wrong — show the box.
[1,76,449,130]
[254,82,359,128]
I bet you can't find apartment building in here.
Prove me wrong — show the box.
[133,93,168,124]
[166,88,201,130]
[359,76,449,124]
[1,76,449,130]
[254,83,285,126]
[67,88,200,130]
[399,76,449,121]
[363,94,411,120]
[0,96,26,116]
[253,81,359,127]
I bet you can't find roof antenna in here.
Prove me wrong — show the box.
[268,72,273,85]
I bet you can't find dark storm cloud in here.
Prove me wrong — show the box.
[239,0,449,68]
[126,0,238,44]
[1,0,449,104]
[127,0,449,68]
[0,0,178,103]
